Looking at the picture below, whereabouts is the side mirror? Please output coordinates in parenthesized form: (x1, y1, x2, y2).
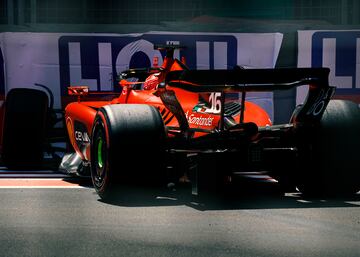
(119, 79, 129, 88)
(119, 79, 143, 89)
(67, 86, 89, 96)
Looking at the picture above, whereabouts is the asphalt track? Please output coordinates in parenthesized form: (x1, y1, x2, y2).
(0, 168, 359, 257)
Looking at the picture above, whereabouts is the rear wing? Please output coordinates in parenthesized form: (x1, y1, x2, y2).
(165, 68, 335, 123)
(166, 68, 329, 92)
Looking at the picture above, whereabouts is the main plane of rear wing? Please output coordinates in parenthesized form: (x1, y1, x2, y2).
(165, 68, 331, 92)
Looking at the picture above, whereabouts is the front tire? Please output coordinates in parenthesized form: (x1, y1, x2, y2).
(90, 104, 166, 200)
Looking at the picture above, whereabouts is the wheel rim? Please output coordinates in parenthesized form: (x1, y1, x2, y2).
(92, 126, 107, 189)
(97, 137, 104, 169)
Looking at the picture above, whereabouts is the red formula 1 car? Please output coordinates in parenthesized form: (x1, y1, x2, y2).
(1, 45, 360, 199)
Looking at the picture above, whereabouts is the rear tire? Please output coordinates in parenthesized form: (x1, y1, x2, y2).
(2, 88, 49, 169)
(297, 100, 360, 196)
(90, 104, 166, 200)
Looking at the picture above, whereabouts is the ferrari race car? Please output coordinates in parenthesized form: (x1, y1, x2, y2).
(1, 45, 360, 200)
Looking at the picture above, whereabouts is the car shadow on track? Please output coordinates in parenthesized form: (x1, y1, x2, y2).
(62, 177, 93, 187)
(96, 181, 360, 211)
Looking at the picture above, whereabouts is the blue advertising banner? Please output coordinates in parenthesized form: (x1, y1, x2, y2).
(58, 33, 238, 95)
(298, 30, 360, 104)
(1, 32, 282, 120)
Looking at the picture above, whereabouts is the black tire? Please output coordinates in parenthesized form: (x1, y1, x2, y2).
(2, 88, 49, 169)
(297, 100, 360, 196)
(90, 104, 166, 200)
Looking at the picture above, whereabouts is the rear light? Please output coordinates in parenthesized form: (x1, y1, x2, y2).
(181, 56, 186, 65)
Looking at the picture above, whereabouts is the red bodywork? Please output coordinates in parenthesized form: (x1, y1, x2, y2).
(65, 52, 271, 161)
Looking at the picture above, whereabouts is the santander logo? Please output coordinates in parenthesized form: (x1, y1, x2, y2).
(185, 111, 215, 127)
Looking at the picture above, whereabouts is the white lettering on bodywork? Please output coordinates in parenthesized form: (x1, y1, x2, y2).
(185, 111, 214, 127)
